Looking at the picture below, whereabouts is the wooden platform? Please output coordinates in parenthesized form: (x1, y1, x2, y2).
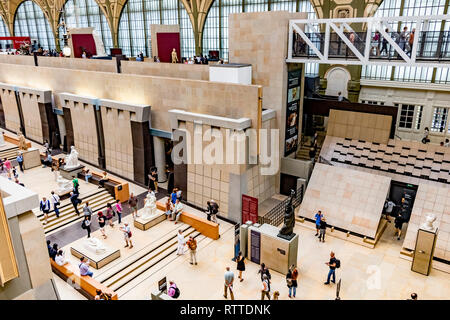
(134, 211, 167, 231)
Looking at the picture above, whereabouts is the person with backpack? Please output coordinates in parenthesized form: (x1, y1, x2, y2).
(40, 196, 51, 225)
(70, 191, 81, 215)
(168, 281, 180, 299)
(120, 222, 133, 249)
(319, 217, 327, 243)
(50, 191, 60, 218)
(258, 263, 271, 292)
(82, 216, 91, 238)
(186, 236, 197, 265)
(286, 264, 298, 298)
(314, 210, 323, 237)
(324, 251, 340, 285)
(261, 274, 270, 300)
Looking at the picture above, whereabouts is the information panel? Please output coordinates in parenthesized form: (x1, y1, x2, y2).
(285, 68, 302, 156)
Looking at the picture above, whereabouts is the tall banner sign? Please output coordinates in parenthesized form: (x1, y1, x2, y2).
(285, 68, 302, 156)
(242, 194, 258, 224)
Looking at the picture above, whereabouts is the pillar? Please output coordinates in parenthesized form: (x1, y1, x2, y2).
(153, 136, 167, 183)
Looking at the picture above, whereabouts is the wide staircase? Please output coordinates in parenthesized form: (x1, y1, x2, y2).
(0, 146, 19, 161)
(37, 189, 115, 236)
(96, 224, 204, 297)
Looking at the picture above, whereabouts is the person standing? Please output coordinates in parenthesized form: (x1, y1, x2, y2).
(210, 200, 219, 223)
(176, 229, 185, 255)
(314, 210, 323, 236)
(79, 257, 93, 277)
(105, 203, 114, 228)
(319, 217, 327, 242)
(261, 274, 271, 300)
(286, 265, 298, 298)
(83, 201, 93, 218)
(309, 147, 316, 164)
(40, 197, 51, 225)
(258, 263, 272, 292)
(337, 91, 344, 102)
(128, 193, 138, 219)
(82, 216, 91, 238)
(380, 28, 390, 56)
(224, 267, 235, 300)
(394, 212, 404, 240)
(4, 158, 11, 171)
(97, 211, 107, 239)
(399, 26, 408, 52)
(186, 236, 197, 265)
(50, 191, 60, 218)
(384, 199, 395, 222)
(120, 222, 133, 249)
(236, 251, 245, 282)
(114, 199, 123, 224)
(324, 251, 338, 285)
(406, 28, 415, 56)
(70, 191, 81, 215)
(422, 127, 430, 144)
(16, 152, 24, 172)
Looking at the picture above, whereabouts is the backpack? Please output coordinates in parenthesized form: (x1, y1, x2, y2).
(81, 221, 86, 229)
(172, 286, 180, 298)
(335, 259, 341, 269)
(188, 240, 197, 251)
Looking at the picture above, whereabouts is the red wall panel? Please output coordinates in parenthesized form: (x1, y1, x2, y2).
(156, 32, 180, 63)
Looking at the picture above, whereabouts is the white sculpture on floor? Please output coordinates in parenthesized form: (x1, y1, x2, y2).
(0, 131, 5, 147)
(421, 213, 437, 231)
(141, 191, 158, 221)
(84, 237, 107, 255)
(64, 146, 80, 169)
(56, 171, 73, 194)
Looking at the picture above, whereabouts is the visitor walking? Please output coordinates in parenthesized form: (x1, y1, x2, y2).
(176, 229, 186, 255)
(324, 251, 339, 285)
(97, 211, 107, 239)
(83, 201, 93, 218)
(50, 191, 60, 218)
(82, 216, 91, 238)
(70, 191, 81, 215)
(394, 212, 404, 240)
(286, 265, 298, 298)
(128, 192, 138, 219)
(314, 210, 323, 236)
(258, 263, 272, 291)
(40, 196, 51, 225)
(224, 267, 235, 300)
(261, 274, 271, 300)
(236, 251, 245, 282)
(120, 222, 133, 249)
(79, 257, 93, 277)
(105, 203, 114, 228)
(16, 152, 24, 172)
(114, 199, 123, 224)
(380, 28, 390, 56)
(72, 176, 79, 194)
(210, 200, 219, 223)
(186, 236, 197, 265)
(319, 217, 327, 242)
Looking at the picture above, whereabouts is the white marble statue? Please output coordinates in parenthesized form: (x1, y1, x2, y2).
(56, 171, 73, 194)
(421, 213, 437, 231)
(141, 191, 158, 221)
(84, 237, 107, 255)
(64, 146, 80, 169)
(0, 131, 5, 147)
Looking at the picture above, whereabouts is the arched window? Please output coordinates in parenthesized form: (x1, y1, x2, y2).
(118, 0, 195, 58)
(0, 17, 11, 50)
(59, 0, 113, 52)
(14, 0, 56, 50)
(202, 0, 316, 64)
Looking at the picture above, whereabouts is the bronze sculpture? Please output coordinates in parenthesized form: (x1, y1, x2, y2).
(278, 189, 296, 240)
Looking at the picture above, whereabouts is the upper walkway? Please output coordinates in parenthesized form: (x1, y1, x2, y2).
(287, 15, 450, 67)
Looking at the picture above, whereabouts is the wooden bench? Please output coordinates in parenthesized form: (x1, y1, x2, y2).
(50, 259, 118, 300)
(156, 201, 219, 240)
(79, 170, 130, 203)
(3, 133, 32, 149)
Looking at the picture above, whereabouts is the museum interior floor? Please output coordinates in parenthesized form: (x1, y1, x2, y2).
(6, 130, 449, 300)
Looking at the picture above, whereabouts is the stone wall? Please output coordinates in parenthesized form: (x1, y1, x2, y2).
(0, 85, 20, 133)
(121, 61, 209, 80)
(18, 92, 44, 143)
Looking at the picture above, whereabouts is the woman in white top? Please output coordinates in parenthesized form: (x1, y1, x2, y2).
(55, 250, 67, 266)
(176, 229, 185, 255)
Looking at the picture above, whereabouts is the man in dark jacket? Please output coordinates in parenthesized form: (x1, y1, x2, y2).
(70, 191, 81, 215)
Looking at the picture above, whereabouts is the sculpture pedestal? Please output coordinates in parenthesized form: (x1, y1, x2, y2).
(22, 148, 41, 169)
(248, 223, 298, 275)
(70, 238, 121, 269)
(60, 164, 84, 180)
(134, 211, 166, 231)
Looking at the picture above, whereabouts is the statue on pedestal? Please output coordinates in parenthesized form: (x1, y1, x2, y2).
(171, 48, 178, 63)
(55, 171, 73, 194)
(84, 237, 107, 255)
(18, 132, 28, 151)
(141, 191, 158, 221)
(278, 189, 296, 240)
(0, 131, 5, 147)
(64, 146, 80, 169)
(420, 213, 437, 231)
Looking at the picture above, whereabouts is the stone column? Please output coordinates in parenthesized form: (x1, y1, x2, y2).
(153, 136, 167, 183)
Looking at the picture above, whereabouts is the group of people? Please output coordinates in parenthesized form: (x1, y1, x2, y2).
(0, 156, 23, 185)
(384, 197, 411, 240)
